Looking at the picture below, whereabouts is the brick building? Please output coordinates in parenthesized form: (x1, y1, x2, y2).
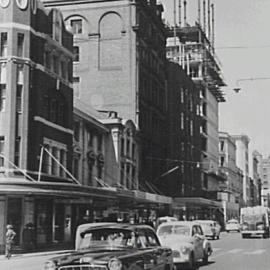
(42, 0, 169, 190)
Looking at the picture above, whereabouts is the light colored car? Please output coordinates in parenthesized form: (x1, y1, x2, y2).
(156, 221, 212, 270)
(156, 216, 178, 227)
(226, 219, 240, 232)
(195, 220, 221, 240)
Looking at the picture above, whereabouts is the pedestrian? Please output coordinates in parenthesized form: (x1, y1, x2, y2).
(5, 224, 16, 259)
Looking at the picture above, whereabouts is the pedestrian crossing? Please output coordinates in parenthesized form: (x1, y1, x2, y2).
(212, 247, 266, 257)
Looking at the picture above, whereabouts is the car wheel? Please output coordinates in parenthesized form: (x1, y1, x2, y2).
(203, 251, 209, 265)
(187, 253, 195, 270)
(217, 234, 220, 240)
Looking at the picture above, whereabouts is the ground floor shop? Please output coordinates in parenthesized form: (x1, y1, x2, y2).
(0, 179, 172, 253)
(172, 197, 224, 227)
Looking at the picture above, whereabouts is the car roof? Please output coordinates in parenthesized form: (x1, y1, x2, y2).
(157, 221, 197, 227)
(77, 222, 154, 234)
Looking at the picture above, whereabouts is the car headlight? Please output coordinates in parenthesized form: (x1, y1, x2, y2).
(180, 246, 189, 254)
(44, 261, 56, 270)
(108, 258, 122, 270)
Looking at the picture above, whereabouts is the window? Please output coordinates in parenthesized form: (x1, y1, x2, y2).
(51, 147, 58, 175)
(220, 156, 225, 167)
(60, 60, 67, 80)
(53, 10, 62, 43)
(74, 121, 80, 142)
(73, 46, 80, 62)
(14, 137, 21, 166)
(52, 55, 59, 74)
(17, 33, 24, 57)
(0, 33, 7, 57)
(220, 140, 225, 151)
(59, 149, 66, 177)
(0, 63, 6, 112)
(180, 88, 184, 103)
(70, 19, 82, 34)
(180, 113, 184, 130)
(73, 77, 80, 98)
(190, 120, 193, 136)
(0, 136, 4, 166)
(50, 99, 57, 122)
(44, 50, 51, 69)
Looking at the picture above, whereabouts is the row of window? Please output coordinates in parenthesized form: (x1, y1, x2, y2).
(42, 143, 67, 177)
(43, 96, 66, 125)
(0, 32, 24, 58)
(44, 49, 69, 81)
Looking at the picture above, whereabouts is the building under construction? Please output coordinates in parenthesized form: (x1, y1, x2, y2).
(167, 0, 227, 222)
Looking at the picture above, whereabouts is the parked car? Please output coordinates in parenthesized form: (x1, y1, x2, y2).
(195, 220, 221, 240)
(226, 219, 241, 232)
(44, 222, 174, 270)
(156, 221, 212, 270)
(156, 216, 178, 227)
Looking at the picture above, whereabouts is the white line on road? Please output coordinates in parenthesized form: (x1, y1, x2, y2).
(227, 248, 243, 254)
(243, 249, 266, 255)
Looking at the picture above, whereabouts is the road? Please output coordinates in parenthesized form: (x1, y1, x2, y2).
(200, 231, 270, 270)
(1, 232, 270, 270)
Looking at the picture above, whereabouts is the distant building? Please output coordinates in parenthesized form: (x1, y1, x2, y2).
(232, 135, 250, 206)
(219, 132, 243, 216)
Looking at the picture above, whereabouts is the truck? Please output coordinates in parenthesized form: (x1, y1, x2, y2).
(240, 206, 270, 238)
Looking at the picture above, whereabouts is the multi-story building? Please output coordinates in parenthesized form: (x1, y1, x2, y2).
(250, 150, 261, 206)
(232, 134, 250, 206)
(166, 62, 201, 199)
(42, 0, 169, 190)
(166, 22, 225, 221)
(218, 132, 243, 218)
(0, 0, 77, 251)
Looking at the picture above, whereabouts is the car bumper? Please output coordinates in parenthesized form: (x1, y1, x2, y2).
(242, 230, 265, 235)
(172, 251, 190, 263)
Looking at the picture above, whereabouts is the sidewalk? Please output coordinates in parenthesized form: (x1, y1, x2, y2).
(0, 249, 72, 261)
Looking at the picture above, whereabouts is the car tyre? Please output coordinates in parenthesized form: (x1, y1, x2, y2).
(187, 252, 195, 270)
(216, 234, 220, 240)
(203, 251, 209, 265)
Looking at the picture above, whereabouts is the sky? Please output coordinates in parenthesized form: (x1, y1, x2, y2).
(160, 0, 270, 157)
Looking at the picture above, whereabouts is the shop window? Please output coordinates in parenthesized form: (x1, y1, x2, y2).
(70, 19, 82, 34)
(17, 33, 24, 57)
(0, 32, 7, 57)
(7, 198, 22, 245)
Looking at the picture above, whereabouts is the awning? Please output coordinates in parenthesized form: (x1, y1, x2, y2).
(133, 190, 172, 205)
(173, 197, 222, 209)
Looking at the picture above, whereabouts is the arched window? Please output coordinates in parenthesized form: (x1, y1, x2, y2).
(99, 12, 123, 69)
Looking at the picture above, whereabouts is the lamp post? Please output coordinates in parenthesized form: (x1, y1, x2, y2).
(233, 77, 270, 93)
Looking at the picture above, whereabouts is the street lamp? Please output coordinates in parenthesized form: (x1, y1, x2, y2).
(233, 77, 270, 93)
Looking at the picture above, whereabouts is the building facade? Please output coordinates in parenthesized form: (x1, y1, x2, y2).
(0, 0, 78, 251)
(42, 0, 169, 190)
(218, 132, 243, 218)
(232, 135, 250, 206)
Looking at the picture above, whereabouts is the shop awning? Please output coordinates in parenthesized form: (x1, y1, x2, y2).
(133, 190, 172, 205)
(173, 197, 222, 209)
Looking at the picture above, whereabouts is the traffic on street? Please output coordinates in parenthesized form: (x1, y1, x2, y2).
(1, 231, 270, 270)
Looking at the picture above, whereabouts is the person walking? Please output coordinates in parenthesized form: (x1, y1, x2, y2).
(5, 224, 16, 259)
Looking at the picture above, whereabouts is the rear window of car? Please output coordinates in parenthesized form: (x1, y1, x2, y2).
(158, 225, 190, 236)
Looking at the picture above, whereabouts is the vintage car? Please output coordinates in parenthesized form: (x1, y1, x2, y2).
(195, 220, 221, 240)
(225, 219, 241, 233)
(44, 222, 173, 270)
(156, 221, 212, 270)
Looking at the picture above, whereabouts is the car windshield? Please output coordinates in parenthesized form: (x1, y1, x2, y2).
(158, 225, 190, 236)
(78, 228, 135, 250)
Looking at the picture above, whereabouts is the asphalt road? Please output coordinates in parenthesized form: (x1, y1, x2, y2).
(200, 231, 270, 270)
(1, 232, 270, 270)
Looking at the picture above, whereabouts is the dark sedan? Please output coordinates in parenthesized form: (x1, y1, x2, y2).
(44, 222, 173, 270)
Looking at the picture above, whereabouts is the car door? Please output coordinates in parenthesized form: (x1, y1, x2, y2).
(191, 225, 200, 260)
(195, 225, 205, 259)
